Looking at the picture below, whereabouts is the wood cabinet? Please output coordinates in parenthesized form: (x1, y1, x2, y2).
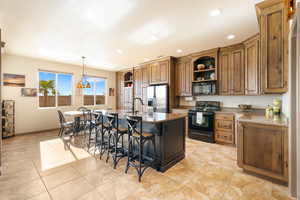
(219, 51, 231, 95)
(237, 122, 288, 183)
(256, 0, 289, 93)
(219, 44, 245, 95)
(215, 113, 235, 145)
(116, 71, 124, 110)
(141, 65, 149, 86)
(134, 67, 142, 98)
(150, 60, 170, 84)
(117, 57, 175, 112)
(244, 34, 260, 95)
(175, 57, 192, 96)
(116, 70, 133, 110)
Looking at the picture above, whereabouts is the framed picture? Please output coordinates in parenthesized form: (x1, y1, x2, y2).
(3, 73, 25, 87)
(21, 88, 37, 97)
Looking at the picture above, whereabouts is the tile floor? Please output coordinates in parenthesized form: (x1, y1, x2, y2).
(0, 130, 294, 200)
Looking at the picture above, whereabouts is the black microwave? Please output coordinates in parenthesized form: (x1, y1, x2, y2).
(192, 82, 216, 96)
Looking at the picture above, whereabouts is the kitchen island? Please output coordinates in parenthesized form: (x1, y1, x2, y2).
(97, 110, 187, 172)
(65, 110, 187, 172)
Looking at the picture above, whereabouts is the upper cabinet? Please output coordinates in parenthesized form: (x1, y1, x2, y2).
(219, 44, 245, 95)
(256, 0, 289, 94)
(149, 59, 170, 84)
(244, 34, 260, 95)
(141, 64, 149, 86)
(134, 67, 142, 98)
(175, 56, 192, 96)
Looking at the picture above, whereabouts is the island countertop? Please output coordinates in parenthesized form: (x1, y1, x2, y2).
(95, 110, 187, 123)
(64, 110, 187, 123)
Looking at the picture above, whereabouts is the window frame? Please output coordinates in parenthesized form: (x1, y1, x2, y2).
(38, 70, 74, 108)
(82, 75, 107, 106)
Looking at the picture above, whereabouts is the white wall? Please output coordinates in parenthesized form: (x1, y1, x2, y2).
(2, 54, 116, 134)
(180, 95, 282, 109)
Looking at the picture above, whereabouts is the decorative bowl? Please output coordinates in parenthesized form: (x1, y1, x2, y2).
(238, 104, 252, 111)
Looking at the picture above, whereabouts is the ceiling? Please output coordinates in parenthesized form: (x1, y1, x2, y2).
(0, 0, 262, 71)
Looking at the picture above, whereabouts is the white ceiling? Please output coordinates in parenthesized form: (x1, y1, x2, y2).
(0, 0, 262, 71)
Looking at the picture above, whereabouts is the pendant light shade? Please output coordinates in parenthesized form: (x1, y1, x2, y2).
(77, 56, 91, 89)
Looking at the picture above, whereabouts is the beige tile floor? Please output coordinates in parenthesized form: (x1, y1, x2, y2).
(0, 130, 295, 200)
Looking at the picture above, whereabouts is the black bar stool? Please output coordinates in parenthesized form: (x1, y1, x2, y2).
(86, 111, 103, 150)
(57, 110, 74, 137)
(125, 115, 157, 182)
(93, 111, 109, 157)
(105, 113, 128, 169)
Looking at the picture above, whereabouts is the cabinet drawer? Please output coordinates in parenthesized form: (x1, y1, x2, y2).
(215, 131, 234, 144)
(215, 113, 234, 121)
(215, 119, 234, 132)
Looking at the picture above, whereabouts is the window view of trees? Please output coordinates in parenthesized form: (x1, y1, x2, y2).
(39, 71, 73, 107)
(84, 76, 106, 106)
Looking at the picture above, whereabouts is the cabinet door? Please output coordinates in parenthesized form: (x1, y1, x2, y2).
(175, 61, 184, 96)
(159, 60, 169, 83)
(219, 51, 231, 95)
(238, 123, 288, 182)
(134, 68, 142, 98)
(231, 48, 245, 95)
(215, 119, 234, 132)
(150, 62, 159, 84)
(142, 86, 148, 112)
(245, 36, 260, 95)
(116, 72, 124, 110)
(184, 60, 192, 96)
(141, 65, 149, 86)
(259, 1, 288, 93)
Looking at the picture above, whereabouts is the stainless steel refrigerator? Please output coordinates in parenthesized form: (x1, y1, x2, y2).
(147, 84, 169, 113)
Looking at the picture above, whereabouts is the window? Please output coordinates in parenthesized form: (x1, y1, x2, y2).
(39, 71, 73, 107)
(83, 76, 106, 106)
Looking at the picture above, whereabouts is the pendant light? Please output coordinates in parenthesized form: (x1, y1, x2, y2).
(77, 56, 91, 89)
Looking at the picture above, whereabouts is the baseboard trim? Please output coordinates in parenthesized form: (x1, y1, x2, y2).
(16, 128, 59, 136)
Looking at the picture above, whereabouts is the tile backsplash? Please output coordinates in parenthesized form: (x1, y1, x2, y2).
(180, 95, 282, 109)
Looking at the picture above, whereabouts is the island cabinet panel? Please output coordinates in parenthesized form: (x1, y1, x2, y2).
(219, 44, 245, 95)
(256, 0, 288, 93)
(175, 57, 192, 96)
(237, 122, 288, 183)
(219, 51, 232, 95)
(244, 34, 260, 95)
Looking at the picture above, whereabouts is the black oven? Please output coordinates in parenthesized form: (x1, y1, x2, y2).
(188, 110, 215, 143)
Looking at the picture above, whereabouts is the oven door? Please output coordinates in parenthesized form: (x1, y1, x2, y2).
(188, 111, 214, 132)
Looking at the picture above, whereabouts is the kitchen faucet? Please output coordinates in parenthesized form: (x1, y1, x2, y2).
(132, 97, 144, 114)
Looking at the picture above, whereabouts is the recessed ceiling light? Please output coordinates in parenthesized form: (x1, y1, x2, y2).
(116, 49, 123, 54)
(177, 49, 183, 53)
(210, 9, 222, 17)
(227, 34, 235, 40)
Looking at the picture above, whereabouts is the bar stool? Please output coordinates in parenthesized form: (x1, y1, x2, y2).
(93, 111, 108, 157)
(57, 110, 74, 137)
(125, 115, 157, 182)
(105, 113, 128, 169)
(86, 111, 103, 150)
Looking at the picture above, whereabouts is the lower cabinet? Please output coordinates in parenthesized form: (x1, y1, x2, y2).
(237, 122, 288, 183)
(214, 113, 235, 145)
